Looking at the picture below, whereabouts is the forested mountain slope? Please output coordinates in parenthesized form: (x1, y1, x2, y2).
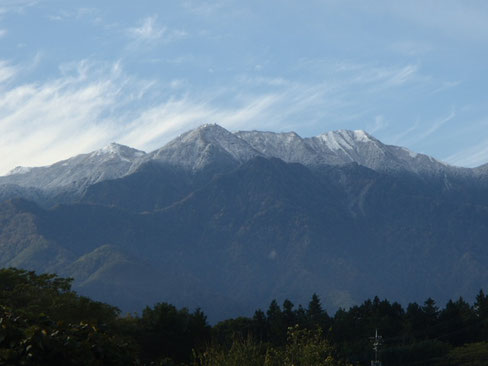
(1, 125, 488, 321)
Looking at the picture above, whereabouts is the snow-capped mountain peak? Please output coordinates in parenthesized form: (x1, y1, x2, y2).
(317, 129, 378, 150)
(235, 126, 458, 174)
(90, 143, 145, 162)
(0, 143, 146, 191)
(145, 123, 262, 171)
(0, 124, 471, 201)
(6, 166, 33, 176)
(235, 129, 317, 164)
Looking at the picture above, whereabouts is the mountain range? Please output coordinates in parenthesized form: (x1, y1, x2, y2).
(1, 124, 487, 322)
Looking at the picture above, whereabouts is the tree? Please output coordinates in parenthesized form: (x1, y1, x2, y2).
(137, 302, 210, 364)
(474, 289, 488, 340)
(252, 309, 268, 342)
(307, 293, 331, 331)
(0, 268, 137, 365)
(438, 297, 476, 346)
(0, 267, 119, 325)
(422, 297, 440, 339)
(282, 299, 296, 328)
(266, 325, 340, 366)
(266, 299, 286, 345)
(194, 325, 348, 366)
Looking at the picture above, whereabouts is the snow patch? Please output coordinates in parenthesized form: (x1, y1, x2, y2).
(402, 147, 418, 158)
(353, 130, 371, 143)
(6, 166, 32, 176)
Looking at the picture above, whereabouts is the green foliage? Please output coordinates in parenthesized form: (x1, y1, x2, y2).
(0, 268, 137, 365)
(264, 325, 341, 366)
(194, 325, 346, 366)
(135, 302, 211, 364)
(381, 339, 450, 365)
(194, 337, 267, 366)
(0, 267, 119, 325)
(441, 341, 488, 366)
(0, 306, 136, 365)
(212, 317, 256, 347)
(438, 297, 476, 346)
(474, 290, 488, 339)
(1, 267, 488, 365)
(307, 293, 331, 331)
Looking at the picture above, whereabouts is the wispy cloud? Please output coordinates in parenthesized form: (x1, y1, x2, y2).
(387, 121, 420, 146)
(369, 115, 389, 133)
(391, 40, 432, 56)
(347, 63, 421, 93)
(128, 16, 163, 41)
(429, 80, 461, 95)
(118, 85, 329, 152)
(387, 110, 456, 149)
(0, 0, 38, 14)
(0, 58, 328, 174)
(0, 59, 17, 83)
(47, 7, 101, 23)
(127, 15, 187, 44)
(0, 48, 478, 175)
(0, 60, 139, 174)
(445, 135, 488, 168)
(299, 59, 421, 90)
(385, 64, 418, 86)
(0, 29, 6, 38)
(417, 110, 456, 141)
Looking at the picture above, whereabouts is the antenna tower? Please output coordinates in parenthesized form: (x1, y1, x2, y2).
(369, 329, 383, 366)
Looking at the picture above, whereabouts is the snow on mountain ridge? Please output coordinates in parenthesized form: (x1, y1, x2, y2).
(6, 166, 33, 176)
(317, 129, 379, 152)
(234, 130, 316, 164)
(0, 143, 146, 191)
(1, 124, 469, 196)
(91, 142, 146, 163)
(140, 123, 262, 171)
(235, 127, 458, 174)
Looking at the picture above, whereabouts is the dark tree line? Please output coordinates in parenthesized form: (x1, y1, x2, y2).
(212, 293, 488, 365)
(1, 267, 487, 365)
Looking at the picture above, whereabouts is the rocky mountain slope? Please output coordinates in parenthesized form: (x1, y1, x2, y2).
(1, 124, 487, 321)
(2, 124, 475, 208)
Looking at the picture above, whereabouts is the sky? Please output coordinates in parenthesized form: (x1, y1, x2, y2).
(1, 0, 488, 175)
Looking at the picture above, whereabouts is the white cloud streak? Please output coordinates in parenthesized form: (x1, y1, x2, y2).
(127, 15, 187, 44)
(0, 53, 479, 175)
(0, 59, 331, 175)
(298, 59, 421, 91)
(0, 60, 142, 175)
(128, 16, 164, 41)
(391, 40, 432, 56)
(369, 115, 388, 133)
(417, 110, 456, 141)
(0, 59, 17, 83)
(0, 0, 38, 14)
(445, 135, 488, 168)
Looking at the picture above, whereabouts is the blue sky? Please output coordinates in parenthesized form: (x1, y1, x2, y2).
(1, 0, 488, 174)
